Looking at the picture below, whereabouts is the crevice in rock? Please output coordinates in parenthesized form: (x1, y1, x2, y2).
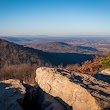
(20, 83, 72, 110)
(21, 84, 39, 110)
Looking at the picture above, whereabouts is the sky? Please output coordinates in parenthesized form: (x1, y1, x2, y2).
(0, 0, 110, 36)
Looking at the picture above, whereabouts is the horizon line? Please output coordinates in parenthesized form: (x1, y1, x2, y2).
(0, 34, 110, 37)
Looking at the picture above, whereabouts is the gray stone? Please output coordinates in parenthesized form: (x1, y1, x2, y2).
(0, 79, 26, 110)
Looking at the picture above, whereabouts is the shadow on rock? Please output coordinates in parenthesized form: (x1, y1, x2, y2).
(0, 79, 25, 110)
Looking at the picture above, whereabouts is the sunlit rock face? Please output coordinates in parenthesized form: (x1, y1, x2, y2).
(35, 67, 101, 110)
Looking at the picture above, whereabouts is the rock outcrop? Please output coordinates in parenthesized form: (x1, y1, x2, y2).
(35, 67, 102, 110)
(94, 69, 110, 83)
(0, 79, 71, 110)
(1, 67, 110, 110)
(0, 79, 26, 110)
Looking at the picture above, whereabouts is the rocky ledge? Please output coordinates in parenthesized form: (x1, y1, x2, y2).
(35, 67, 110, 110)
(0, 67, 110, 110)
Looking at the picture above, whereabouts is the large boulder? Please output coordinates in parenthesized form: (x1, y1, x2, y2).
(0, 79, 26, 110)
(35, 67, 101, 110)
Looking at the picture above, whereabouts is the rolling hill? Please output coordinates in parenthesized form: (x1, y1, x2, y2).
(0, 39, 55, 67)
(0, 39, 94, 67)
(21, 41, 98, 53)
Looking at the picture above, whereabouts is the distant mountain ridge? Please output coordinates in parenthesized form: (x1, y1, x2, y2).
(0, 39, 94, 67)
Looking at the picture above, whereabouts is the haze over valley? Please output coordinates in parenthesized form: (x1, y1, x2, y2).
(1, 35, 110, 54)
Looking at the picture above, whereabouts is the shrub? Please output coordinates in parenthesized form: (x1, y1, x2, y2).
(65, 56, 101, 76)
(65, 64, 80, 71)
(77, 56, 101, 75)
(100, 52, 110, 68)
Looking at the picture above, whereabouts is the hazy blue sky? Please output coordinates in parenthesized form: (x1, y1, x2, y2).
(0, 0, 110, 36)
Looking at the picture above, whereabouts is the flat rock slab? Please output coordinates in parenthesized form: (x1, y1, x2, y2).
(0, 79, 26, 110)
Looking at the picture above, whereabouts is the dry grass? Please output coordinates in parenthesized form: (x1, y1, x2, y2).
(65, 64, 80, 71)
(0, 64, 40, 84)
